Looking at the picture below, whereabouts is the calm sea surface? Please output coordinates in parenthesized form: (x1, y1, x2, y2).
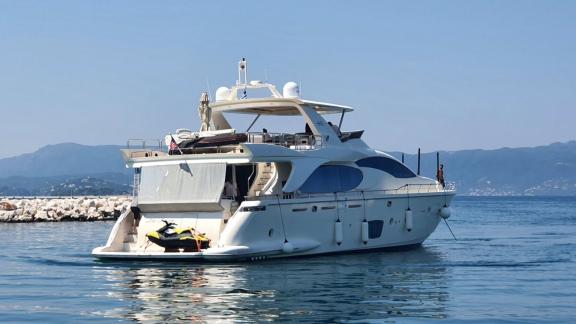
(0, 196, 575, 323)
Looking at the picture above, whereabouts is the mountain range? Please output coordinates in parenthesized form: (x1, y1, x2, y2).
(1, 141, 575, 196)
(389, 140, 576, 196)
(0, 143, 131, 196)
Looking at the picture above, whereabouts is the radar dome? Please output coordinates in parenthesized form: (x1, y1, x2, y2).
(283, 81, 300, 99)
(215, 87, 231, 101)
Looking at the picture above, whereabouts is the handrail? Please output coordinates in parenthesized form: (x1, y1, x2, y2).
(247, 163, 256, 195)
(126, 132, 324, 155)
(246, 132, 324, 151)
(246, 183, 456, 201)
(127, 139, 164, 150)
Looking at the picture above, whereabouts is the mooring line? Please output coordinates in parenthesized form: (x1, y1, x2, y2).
(276, 195, 288, 243)
(444, 218, 457, 241)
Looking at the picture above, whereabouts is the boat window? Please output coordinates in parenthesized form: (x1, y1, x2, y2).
(299, 165, 363, 193)
(138, 163, 226, 210)
(356, 157, 416, 178)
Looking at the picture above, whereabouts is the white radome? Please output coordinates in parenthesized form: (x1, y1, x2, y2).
(215, 86, 231, 101)
(282, 81, 300, 98)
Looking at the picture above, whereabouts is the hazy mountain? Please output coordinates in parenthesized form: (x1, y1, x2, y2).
(0, 143, 128, 177)
(390, 141, 576, 196)
(1, 141, 575, 196)
(0, 143, 131, 196)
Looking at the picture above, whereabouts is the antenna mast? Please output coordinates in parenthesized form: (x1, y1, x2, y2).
(237, 58, 248, 98)
(237, 58, 248, 85)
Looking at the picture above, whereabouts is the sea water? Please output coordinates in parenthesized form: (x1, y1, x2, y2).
(0, 196, 574, 323)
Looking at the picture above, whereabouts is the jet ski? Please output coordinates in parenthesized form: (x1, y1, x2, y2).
(146, 220, 210, 252)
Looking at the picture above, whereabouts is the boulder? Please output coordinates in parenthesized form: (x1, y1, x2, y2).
(47, 210, 58, 220)
(0, 201, 17, 211)
(87, 207, 100, 220)
(95, 200, 105, 209)
(0, 211, 13, 222)
(33, 211, 49, 222)
(70, 211, 80, 220)
(14, 213, 32, 222)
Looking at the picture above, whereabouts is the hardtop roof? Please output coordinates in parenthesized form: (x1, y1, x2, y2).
(210, 98, 354, 116)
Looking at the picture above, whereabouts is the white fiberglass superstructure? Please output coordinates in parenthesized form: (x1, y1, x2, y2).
(93, 60, 455, 261)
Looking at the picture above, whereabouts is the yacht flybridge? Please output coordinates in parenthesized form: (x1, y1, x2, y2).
(92, 59, 455, 261)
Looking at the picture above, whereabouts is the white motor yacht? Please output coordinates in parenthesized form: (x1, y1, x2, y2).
(92, 60, 455, 261)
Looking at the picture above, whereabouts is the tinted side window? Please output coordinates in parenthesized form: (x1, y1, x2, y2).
(356, 157, 416, 178)
(299, 165, 363, 193)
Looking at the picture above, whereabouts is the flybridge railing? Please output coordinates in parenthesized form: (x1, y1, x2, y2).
(126, 134, 324, 152)
(126, 139, 164, 150)
(246, 183, 456, 201)
(246, 132, 325, 151)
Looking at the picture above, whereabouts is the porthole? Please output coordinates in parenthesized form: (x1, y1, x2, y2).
(268, 228, 274, 237)
(389, 217, 394, 225)
(387, 201, 392, 207)
(312, 206, 318, 212)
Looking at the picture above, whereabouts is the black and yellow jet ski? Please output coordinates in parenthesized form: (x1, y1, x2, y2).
(146, 220, 210, 252)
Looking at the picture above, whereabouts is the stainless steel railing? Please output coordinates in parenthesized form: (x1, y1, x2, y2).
(126, 133, 323, 153)
(126, 139, 164, 150)
(245, 183, 456, 201)
(246, 132, 324, 150)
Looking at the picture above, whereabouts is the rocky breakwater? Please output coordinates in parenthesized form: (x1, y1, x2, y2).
(0, 196, 132, 222)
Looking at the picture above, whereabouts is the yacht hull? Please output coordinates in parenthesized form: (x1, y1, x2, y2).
(92, 192, 453, 261)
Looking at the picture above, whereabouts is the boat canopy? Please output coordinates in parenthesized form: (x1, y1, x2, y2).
(211, 98, 353, 116)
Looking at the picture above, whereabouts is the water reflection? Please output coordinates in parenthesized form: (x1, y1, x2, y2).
(93, 247, 449, 322)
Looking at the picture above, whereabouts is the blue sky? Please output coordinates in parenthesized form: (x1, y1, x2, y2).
(0, 1, 574, 158)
